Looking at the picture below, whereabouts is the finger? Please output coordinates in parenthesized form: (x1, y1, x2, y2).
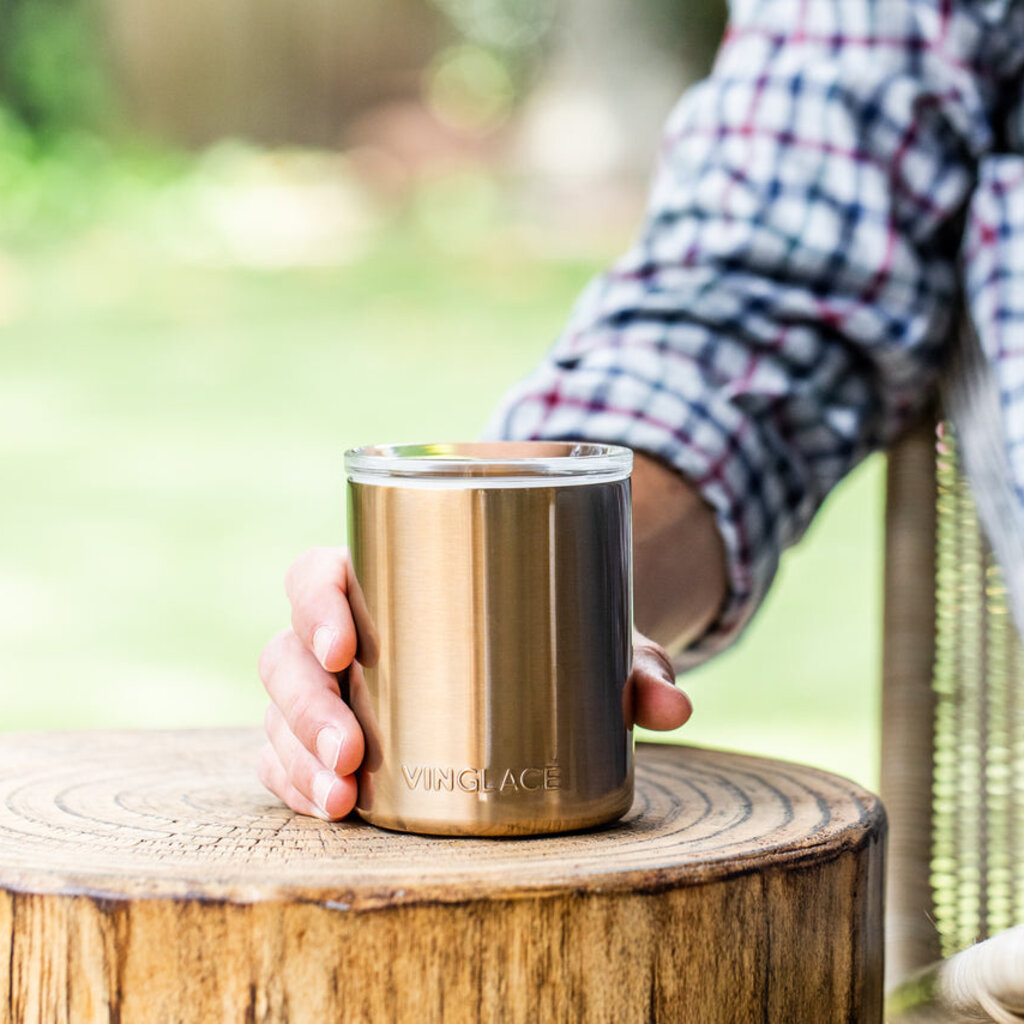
(285, 546, 358, 672)
(631, 637, 692, 731)
(258, 741, 320, 816)
(261, 712, 359, 820)
(263, 706, 359, 819)
(259, 629, 365, 775)
(257, 741, 335, 820)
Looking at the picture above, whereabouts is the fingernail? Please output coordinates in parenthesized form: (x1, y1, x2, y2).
(316, 726, 343, 771)
(313, 769, 337, 817)
(313, 625, 337, 669)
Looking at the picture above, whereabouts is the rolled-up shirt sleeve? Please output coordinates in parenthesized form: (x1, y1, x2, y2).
(487, 0, 999, 663)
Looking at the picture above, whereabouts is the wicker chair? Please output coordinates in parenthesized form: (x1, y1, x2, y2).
(882, 421, 1024, 1021)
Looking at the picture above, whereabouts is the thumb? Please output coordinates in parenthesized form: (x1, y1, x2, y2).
(627, 630, 692, 731)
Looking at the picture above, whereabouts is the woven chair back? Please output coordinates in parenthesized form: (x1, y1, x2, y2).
(882, 421, 1024, 986)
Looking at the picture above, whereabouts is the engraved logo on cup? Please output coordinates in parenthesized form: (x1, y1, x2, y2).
(401, 764, 562, 793)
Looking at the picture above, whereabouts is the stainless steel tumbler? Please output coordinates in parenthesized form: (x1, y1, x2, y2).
(343, 441, 634, 836)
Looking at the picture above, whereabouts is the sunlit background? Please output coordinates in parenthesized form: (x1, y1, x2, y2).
(0, 0, 883, 788)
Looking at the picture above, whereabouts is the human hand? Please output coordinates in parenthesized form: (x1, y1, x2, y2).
(257, 547, 366, 820)
(258, 547, 692, 821)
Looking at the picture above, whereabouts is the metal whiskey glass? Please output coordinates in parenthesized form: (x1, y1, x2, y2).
(343, 441, 634, 836)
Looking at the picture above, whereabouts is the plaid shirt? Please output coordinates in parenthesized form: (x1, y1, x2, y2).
(488, 0, 1024, 664)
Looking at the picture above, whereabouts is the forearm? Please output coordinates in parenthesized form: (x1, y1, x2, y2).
(632, 453, 727, 658)
(490, 2, 986, 664)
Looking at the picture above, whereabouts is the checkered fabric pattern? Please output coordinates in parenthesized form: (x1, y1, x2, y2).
(487, 0, 1024, 665)
(963, 156, 1024, 503)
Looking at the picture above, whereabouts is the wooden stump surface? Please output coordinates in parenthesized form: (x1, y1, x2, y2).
(0, 729, 886, 1023)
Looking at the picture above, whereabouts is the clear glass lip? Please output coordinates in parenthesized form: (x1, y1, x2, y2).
(344, 441, 633, 485)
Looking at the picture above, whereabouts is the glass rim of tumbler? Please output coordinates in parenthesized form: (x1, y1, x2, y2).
(344, 441, 633, 487)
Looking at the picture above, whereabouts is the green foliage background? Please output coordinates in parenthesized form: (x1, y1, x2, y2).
(0, 0, 110, 136)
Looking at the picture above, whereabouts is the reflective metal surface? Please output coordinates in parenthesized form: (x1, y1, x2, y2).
(345, 442, 633, 836)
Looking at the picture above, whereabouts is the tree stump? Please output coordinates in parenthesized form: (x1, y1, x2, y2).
(0, 729, 885, 1023)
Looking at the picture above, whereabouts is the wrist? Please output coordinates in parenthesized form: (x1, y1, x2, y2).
(631, 453, 728, 657)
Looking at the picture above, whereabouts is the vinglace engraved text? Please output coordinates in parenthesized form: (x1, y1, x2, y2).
(400, 764, 562, 793)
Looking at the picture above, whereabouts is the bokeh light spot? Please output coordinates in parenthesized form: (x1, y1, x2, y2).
(425, 45, 515, 136)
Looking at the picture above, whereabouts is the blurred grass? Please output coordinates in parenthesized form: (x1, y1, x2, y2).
(651, 454, 883, 789)
(0, 157, 883, 791)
